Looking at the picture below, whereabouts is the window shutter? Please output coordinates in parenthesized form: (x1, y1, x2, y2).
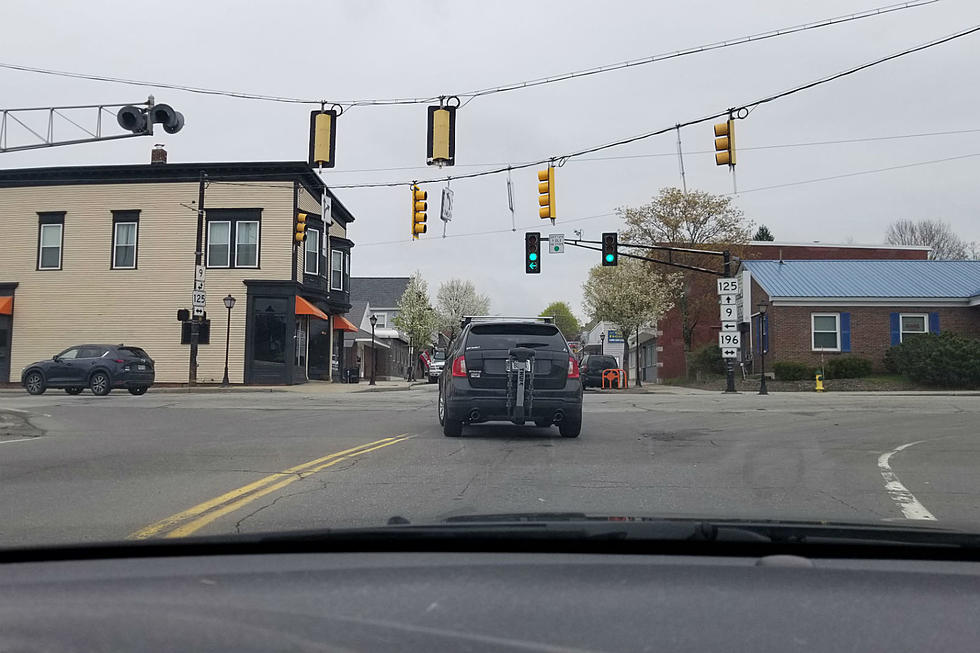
(889, 313, 900, 346)
(840, 312, 851, 352)
(928, 312, 940, 334)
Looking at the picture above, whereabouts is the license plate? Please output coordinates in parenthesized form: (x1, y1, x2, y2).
(137, 364, 146, 370)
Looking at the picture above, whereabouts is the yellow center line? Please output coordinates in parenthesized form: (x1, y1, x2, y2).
(129, 435, 410, 540)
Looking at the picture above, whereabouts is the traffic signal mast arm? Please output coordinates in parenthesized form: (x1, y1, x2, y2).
(564, 239, 730, 276)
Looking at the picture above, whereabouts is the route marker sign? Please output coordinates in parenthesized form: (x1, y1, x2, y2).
(717, 278, 739, 294)
(192, 290, 206, 307)
(719, 332, 741, 348)
(720, 304, 737, 321)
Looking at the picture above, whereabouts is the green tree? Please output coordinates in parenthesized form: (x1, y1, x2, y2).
(539, 301, 581, 341)
(435, 278, 490, 345)
(753, 224, 774, 241)
(392, 271, 437, 378)
(619, 187, 753, 378)
(582, 260, 681, 384)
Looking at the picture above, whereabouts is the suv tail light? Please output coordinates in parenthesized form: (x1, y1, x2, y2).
(451, 355, 467, 377)
(568, 356, 580, 379)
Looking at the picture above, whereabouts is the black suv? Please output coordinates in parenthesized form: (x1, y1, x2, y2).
(580, 354, 622, 388)
(438, 319, 583, 438)
(21, 344, 155, 396)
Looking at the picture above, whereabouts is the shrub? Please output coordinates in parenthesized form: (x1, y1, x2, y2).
(690, 344, 726, 376)
(773, 361, 815, 381)
(826, 356, 873, 379)
(887, 333, 980, 388)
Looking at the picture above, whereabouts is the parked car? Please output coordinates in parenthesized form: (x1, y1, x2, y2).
(438, 318, 583, 438)
(580, 354, 621, 388)
(21, 344, 155, 396)
(427, 349, 447, 383)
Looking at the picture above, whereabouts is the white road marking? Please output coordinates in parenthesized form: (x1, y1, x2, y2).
(0, 438, 37, 445)
(878, 440, 936, 521)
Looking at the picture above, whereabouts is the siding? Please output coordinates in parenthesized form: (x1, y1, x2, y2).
(1, 181, 295, 383)
(298, 186, 321, 215)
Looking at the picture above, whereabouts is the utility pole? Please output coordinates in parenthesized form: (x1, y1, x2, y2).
(189, 171, 206, 385)
(723, 250, 736, 393)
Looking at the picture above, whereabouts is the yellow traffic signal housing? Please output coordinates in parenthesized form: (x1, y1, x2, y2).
(295, 211, 308, 244)
(537, 166, 556, 220)
(309, 110, 337, 168)
(426, 105, 456, 166)
(411, 185, 428, 239)
(714, 119, 735, 166)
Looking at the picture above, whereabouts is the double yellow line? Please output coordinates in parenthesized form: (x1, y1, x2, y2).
(130, 434, 413, 540)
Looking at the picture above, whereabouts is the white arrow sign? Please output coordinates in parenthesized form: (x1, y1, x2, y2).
(720, 347, 739, 359)
(721, 321, 738, 332)
(720, 294, 737, 305)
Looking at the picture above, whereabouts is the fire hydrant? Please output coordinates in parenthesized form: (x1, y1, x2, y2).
(815, 373, 825, 392)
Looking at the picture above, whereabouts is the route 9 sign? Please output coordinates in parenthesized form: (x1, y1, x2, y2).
(720, 304, 737, 321)
(719, 332, 741, 348)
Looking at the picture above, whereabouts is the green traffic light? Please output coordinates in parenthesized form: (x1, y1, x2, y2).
(605, 254, 614, 262)
(529, 253, 538, 261)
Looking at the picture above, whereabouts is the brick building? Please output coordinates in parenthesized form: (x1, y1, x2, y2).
(656, 242, 930, 379)
(742, 260, 980, 371)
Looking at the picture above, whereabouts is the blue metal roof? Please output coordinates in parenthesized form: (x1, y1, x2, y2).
(743, 260, 980, 298)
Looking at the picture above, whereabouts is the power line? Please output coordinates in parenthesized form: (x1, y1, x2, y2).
(0, 1, 935, 108)
(321, 23, 980, 189)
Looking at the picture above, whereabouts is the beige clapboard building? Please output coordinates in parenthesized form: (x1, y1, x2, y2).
(0, 153, 358, 386)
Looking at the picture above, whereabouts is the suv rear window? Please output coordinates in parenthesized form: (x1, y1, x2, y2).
(466, 324, 567, 351)
(587, 356, 618, 370)
(119, 347, 150, 359)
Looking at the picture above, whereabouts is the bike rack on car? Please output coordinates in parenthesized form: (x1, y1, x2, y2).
(505, 347, 536, 424)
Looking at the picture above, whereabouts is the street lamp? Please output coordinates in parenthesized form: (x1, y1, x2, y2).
(599, 331, 605, 355)
(758, 302, 769, 396)
(221, 294, 236, 386)
(369, 314, 378, 386)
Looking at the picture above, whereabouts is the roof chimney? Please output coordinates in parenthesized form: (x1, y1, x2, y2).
(151, 144, 167, 165)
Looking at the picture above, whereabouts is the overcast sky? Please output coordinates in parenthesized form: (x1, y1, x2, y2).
(4, 0, 979, 318)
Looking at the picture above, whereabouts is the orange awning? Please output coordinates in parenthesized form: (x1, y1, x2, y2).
(0, 296, 11, 315)
(333, 314, 358, 332)
(295, 296, 329, 321)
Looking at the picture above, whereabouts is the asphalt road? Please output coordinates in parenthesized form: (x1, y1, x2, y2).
(2, 385, 979, 547)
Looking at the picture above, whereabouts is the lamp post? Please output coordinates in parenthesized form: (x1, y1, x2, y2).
(221, 294, 236, 386)
(600, 331, 605, 355)
(758, 302, 769, 395)
(369, 314, 377, 386)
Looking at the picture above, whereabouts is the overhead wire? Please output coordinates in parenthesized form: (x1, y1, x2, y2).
(0, 1, 936, 108)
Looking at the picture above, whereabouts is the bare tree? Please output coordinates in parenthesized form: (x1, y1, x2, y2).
(885, 219, 968, 260)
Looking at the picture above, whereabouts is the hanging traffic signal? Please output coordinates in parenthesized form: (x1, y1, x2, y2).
(309, 109, 338, 168)
(537, 165, 556, 220)
(295, 212, 308, 244)
(602, 232, 618, 266)
(525, 232, 541, 274)
(714, 118, 735, 166)
(411, 185, 428, 239)
(426, 105, 456, 166)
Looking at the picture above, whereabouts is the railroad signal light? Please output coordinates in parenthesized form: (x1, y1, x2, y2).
(426, 105, 457, 167)
(309, 109, 338, 168)
(602, 232, 618, 266)
(714, 118, 735, 166)
(525, 232, 541, 274)
(411, 185, 428, 239)
(537, 165, 556, 220)
(295, 212, 308, 244)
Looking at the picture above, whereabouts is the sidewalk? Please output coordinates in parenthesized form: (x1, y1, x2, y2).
(0, 379, 432, 395)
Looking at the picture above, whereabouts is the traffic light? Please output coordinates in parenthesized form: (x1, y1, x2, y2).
(714, 118, 735, 166)
(602, 232, 618, 266)
(525, 232, 541, 274)
(426, 105, 456, 166)
(411, 185, 428, 239)
(309, 109, 338, 168)
(537, 165, 556, 220)
(295, 211, 308, 244)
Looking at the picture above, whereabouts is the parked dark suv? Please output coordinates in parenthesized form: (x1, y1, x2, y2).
(438, 318, 583, 438)
(580, 354, 622, 389)
(21, 344, 155, 396)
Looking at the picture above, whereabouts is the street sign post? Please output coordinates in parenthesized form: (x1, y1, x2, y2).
(721, 321, 738, 332)
(195, 265, 206, 283)
(194, 280, 204, 291)
(717, 278, 739, 294)
(720, 304, 737, 321)
(192, 306, 205, 317)
(719, 332, 741, 348)
(720, 347, 739, 359)
(192, 290, 206, 307)
(548, 233, 564, 254)
(719, 294, 737, 305)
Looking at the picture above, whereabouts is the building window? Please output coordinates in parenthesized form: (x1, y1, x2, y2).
(373, 312, 387, 328)
(900, 313, 928, 342)
(37, 212, 65, 270)
(207, 221, 231, 268)
(112, 221, 138, 269)
(811, 313, 840, 351)
(331, 249, 344, 290)
(235, 220, 259, 268)
(305, 228, 320, 275)
(344, 247, 350, 290)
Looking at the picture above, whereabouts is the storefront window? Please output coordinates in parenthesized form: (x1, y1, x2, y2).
(253, 299, 287, 364)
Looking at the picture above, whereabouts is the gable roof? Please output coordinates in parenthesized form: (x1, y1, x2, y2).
(744, 260, 980, 300)
(349, 277, 410, 308)
(346, 301, 369, 328)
